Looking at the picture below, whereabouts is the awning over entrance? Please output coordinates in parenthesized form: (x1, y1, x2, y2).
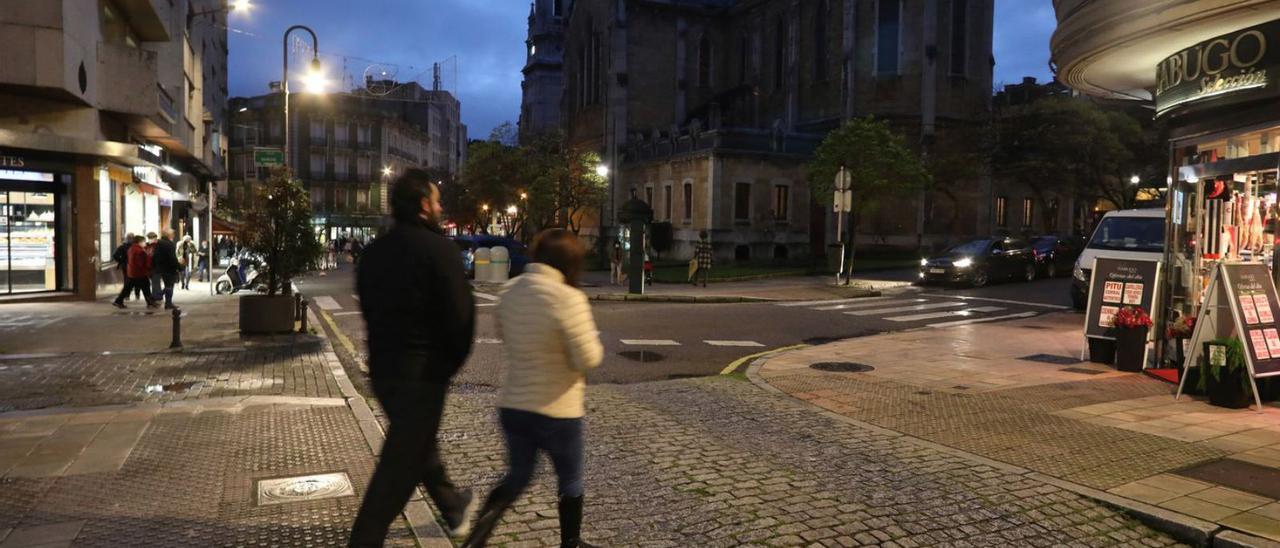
(212, 216, 240, 235)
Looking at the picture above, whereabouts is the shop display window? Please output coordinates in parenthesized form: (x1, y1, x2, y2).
(0, 191, 58, 293)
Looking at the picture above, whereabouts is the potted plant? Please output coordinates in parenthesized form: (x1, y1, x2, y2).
(1112, 306, 1153, 372)
(236, 168, 322, 334)
(1196, 338, 1252, 409)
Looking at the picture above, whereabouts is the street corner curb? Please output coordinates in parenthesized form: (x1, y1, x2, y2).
(1025, 472, 1219, 547)
(743, 346, 1228, 548)
(1216, 530, 1280, 548)
(306, 306, 452, 545)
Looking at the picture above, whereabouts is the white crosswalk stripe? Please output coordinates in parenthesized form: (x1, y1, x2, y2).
(844, 301, 967, 316)
(474, 291, 500, 301)
(704, 340, 766, 347)
(928, 311, 1039, 328)
(776, 296, 892, 307)
(620, 339, 681, 346)
(886, 306, 1005, 323)
(476, 338, 503, 344)
(313, 296, 342, 310)
(812, 298, 924, 311)
(331, 311, 361, 317)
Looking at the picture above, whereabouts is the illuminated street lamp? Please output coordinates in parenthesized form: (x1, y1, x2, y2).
(382, 166, 393, 177)
(506, 205, 518, 215)
(595, 164, 609, 178)
(520, 192, 528, 200)
(282, 25, 323, 168)
(1130, 175, 1141, 185)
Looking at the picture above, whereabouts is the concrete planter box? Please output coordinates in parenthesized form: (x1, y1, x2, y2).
(239, 294, 295, 335)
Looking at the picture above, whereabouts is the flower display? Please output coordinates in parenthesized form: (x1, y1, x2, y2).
(1113, 306, 1153, 329)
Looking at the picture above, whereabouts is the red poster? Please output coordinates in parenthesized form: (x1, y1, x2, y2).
(1266, 329, 1280, 357)
(1102, 282, 1123, 304)
(1250, 330, 1272, 360)
(1123, 283, 1144, 305)
(1099, 306, 1118, 328)
(1255, 294, 1275, 324)
(1241, 296, 1261, 325)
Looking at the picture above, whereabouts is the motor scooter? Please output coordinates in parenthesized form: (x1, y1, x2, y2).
(215, 252, 262, 294)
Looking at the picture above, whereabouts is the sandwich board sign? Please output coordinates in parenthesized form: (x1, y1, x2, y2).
(1083, 257, 1161, 365)
(1178, 262, 1280, 411)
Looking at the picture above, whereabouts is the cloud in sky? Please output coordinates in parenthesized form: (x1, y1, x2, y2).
(229, 0, 1058, 138)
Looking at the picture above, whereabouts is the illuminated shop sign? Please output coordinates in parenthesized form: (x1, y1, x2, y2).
(1156, 19, 1280, 116)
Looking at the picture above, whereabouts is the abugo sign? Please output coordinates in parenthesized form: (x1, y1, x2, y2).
(1155, 18, 1280, 116)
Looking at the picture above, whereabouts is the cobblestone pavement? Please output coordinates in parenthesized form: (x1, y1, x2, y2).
(763, 369, 1229, 491)
(0, 402, 414, 547)
(418, 377, 1183, 547)
(0, 344, 340, 412)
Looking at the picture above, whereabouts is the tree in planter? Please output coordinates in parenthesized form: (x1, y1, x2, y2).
(808, 117, 932, 265)
(238, 168, 323, 296)
(1196, 337, 1254, 408)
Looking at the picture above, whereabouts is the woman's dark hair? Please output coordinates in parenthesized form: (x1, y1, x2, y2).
(390, 168, 439, 224)
(531, 229, 586, 286)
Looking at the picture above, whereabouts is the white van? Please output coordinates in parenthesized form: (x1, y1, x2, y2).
(1070, 208, 1165, 310)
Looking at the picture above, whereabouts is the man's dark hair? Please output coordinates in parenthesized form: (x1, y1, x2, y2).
(390, 168, 439, 224)
(531, 229, 586, 287)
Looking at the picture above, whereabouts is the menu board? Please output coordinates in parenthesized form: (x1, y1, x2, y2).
(1222, 263, 1280, 377)
(1085, 258, 1161, 341)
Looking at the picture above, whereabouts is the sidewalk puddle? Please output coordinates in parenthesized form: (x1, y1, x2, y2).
(144, 381, 201, 394)
(1178, 459, 1280, 499)
(619, 350, 665, 363)
(810, 362, 875, 373)
(1060, 367, 1108, 375)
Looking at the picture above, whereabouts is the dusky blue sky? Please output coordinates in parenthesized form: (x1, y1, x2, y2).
(228, 0, 1056, 140)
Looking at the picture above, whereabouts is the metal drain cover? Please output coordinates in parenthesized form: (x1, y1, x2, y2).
(1061, 367, 1107, 375)
(809, 362, 875, 373)
(256, 472, 355, 506)
(618, 351, 665, 363)
(1021, 354, 1083, 365)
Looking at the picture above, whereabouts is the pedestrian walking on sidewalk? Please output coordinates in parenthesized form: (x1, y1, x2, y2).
(145, 232, 161, 298)
(153, 230, 181, 309)
(462, 229, 604, 548)
(113, 235, 157, 308)
(196, 240, 210, 282)
(609, 240, 625, 286)
(177, 235, 198, 290)
(112, 233, 133, 278)
(349, 169, 478, 547)
(692, 231, 713, 287)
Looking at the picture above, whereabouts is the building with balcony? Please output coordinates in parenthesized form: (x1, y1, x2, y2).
(0, 0, 227, 301)
(227, 79, 462, 241)
(557, 0, 995, 261)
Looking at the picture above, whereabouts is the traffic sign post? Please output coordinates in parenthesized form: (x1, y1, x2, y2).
(834, 167, 852, 285)
(254, 147, 285, 168)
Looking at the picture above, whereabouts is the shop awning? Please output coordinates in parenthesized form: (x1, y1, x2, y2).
(212, 216, 240, 235)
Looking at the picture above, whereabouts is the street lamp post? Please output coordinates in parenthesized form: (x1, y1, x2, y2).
(282, 25, 323, 168)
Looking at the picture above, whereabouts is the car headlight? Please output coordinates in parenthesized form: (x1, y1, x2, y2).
(920, 258, 929, 267)
(953, 258, 973, 269)
(1073, 266, 1086, 281)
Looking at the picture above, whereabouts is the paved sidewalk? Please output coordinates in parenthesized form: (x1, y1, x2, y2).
(0, 296, 417, 547)
(756, 311, 1280, 545)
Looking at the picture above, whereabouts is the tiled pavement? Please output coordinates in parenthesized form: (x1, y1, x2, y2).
(427, 379, 1181, 547)
(758, 310, 1280, 543)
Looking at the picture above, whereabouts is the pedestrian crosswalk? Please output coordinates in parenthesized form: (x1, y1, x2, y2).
(776, 294, 1044, 328)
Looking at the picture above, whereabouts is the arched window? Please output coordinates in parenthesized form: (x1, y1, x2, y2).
(698, 34, 712, 89)
(774, 15, 787, 89)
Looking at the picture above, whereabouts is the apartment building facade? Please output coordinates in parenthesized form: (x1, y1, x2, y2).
(0, 0, 227, 301)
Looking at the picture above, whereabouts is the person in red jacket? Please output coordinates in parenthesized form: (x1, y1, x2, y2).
(113, 235, 158, 309)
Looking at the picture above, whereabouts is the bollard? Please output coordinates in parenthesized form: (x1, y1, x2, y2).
(298, 297, 309, 334)
(170, 308, 183, 349)
(295, 292, 304, 321)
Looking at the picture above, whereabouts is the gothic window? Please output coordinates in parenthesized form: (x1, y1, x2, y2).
(698, 34, 712, 89)
(814, 0, 828, 82)
(951, 0, 969, 76)
(774, 15, 787, 89)
(877, 0, 901, 75)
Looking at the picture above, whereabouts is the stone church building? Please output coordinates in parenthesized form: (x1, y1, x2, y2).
(522, 0, 996, 260)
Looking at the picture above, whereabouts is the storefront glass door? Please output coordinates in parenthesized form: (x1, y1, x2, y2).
(0, 190, 58, 294)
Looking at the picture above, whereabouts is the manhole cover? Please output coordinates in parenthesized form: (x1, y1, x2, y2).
(257, 472, 355, 506)
(1177, 459, 1280, 499)
(618, 351, 665, 363)
(1060, 367, 1107, 375)
(914, 391, 933, 396)
(809, 362, 875, 373)
(952, 385, 971, 390)
(1021, 354, 1083, 365)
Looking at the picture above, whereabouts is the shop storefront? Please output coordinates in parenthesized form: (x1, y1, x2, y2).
(0, 153, 72, 296)
(1159, 18, 1280, 361)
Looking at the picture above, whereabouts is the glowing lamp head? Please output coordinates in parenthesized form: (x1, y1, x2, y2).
(301, 59, 328, 94)
(595, 164, 609, 178)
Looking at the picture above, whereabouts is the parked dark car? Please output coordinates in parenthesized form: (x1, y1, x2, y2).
(919, 238, 1037, 288)
(1029, 234, 1085, 278)
(453, 235, 530, 279)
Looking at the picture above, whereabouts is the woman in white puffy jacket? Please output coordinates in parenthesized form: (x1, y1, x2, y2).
(463, 229, 604, 548)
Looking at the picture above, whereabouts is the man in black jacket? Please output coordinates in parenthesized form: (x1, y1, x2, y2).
(153, 229, 181, 309)
(349, 169, 477, 546)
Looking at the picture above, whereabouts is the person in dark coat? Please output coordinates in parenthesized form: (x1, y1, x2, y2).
(152, 229, 181, 309)
(348, 169, 477, 546)
(113, 235, 157, 308)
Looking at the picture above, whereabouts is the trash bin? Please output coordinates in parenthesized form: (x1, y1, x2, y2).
(490, 246, 510, 283)
(474, 247, 492, 282)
